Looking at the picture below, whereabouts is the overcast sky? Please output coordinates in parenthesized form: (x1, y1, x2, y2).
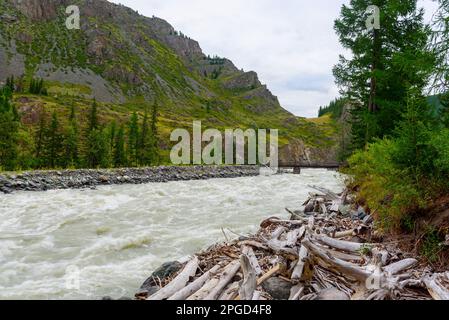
(110, 0, 439, 118)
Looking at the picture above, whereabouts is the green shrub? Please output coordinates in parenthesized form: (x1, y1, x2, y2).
(344, 138, 425, 231)
(421, 227, 444, 263)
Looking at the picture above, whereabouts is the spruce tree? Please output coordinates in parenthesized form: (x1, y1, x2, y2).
(35, 111, 46, 167)
(85, 99, 103, 167)
(127, 112, 139, 166)
(88, 99, 98, 131)
(150, 103, 159, 165)
(44, 112, 63, 168)
(65, 103, 79, 168)
(0, 89, 19, 171)
(86, 128, 109, 168)
(29, 79, 35, 94)
(431, 0, 449, 91)
(113, 124, 127, 167)
(108, 120, 117, 156)
(333, 0, 434, 151)
(138, 109, 150, 166)
(5, 76, 14, 92)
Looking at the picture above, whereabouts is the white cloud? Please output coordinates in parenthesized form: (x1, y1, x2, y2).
(110, 0, 439, 118)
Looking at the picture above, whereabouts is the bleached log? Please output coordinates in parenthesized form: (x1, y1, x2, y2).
(266, 239, 298, 255)
(303, 239, 372, 282)
(314, 234, 371, 253)
(168, 265, 221, 300)
(281, 228, 304, 248)
(310, 242, 364, 262)
(264, 218, 307, 226)
(424, 273, 449, 300)
(333, 229, 356, 239)
(266, 225, 298, 255)
(188, 277, 220, 300)
(148, 257, 199, 300)
(291, 245, 308, 280)
(308, 185, 339, 200)
(242, 246, 262, 276)
(320, 203, 328, 215)
(252, 291, 262, 300)
(308, 216, 315, 230)
(239, 240, 269, 251)
(204, 260, 241, 300)
(289, 284, 305, 300)
(329, 200, 342, 212)
(239, 255, 257, 300)
(271, 226, 287, 239)
(218, 282, 239, 300)
(383, 259, 418, 275)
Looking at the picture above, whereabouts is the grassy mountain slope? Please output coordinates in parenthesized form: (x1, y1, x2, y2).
(0, 0, 335, 165)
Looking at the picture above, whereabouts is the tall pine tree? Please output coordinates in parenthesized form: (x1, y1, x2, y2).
(113, 124, 127, 167)
(86, 99, 99, 167)
(0, 88, 19, 170)
(431, 0, 449, 92)
(35, 110, 46, 168)
(127, 112, 139, 166)
(138, 109, 150, 166)
(150, 103, 159, 165)
(43, 112, 64, 168)
(333, 0, 434, 151)
(65, 103, 79, 168)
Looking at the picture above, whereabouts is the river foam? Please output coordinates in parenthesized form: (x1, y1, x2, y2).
(0, 169, 345, 300)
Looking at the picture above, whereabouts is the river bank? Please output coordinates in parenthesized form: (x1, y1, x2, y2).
(136, 186, 449, 301)
(0, 165, 260, 194)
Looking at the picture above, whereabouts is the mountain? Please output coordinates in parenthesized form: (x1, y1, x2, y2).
(0, 0, 337, 165)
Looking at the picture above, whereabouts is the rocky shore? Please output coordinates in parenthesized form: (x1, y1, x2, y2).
(0, 165, 260, 194)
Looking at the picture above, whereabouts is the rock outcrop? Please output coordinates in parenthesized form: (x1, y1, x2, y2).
(279, 139, 339, 168)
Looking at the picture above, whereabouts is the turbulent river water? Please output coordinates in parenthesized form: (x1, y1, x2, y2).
(0, 169, 345, 300)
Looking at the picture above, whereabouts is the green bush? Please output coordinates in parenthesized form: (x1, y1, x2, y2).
(344, 139, 425, 231)
(345, 90, 449, 232)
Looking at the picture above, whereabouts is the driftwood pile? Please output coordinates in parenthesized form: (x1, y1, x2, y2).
(139, 186, 449, 301)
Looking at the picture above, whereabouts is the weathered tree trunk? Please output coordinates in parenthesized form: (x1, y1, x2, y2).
(148, 257, 199, 300)
(242, 246, 262, 276)
(204, 260, 241, 300)
(239, 255, 257, 300)
(168, 265, 221, 300)
(314, 234, 370, 253)
(303, 239, 372, 283)
(384, 259, 417, 275)
(291, 245, 309, 281)
(424, 273, 449, 300)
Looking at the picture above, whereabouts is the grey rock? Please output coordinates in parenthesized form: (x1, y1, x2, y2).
(152, 261, 183, 279)
(261, 277, 293, 300)
(0, 166, 260, 194)
(139, 261, 183, 294)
